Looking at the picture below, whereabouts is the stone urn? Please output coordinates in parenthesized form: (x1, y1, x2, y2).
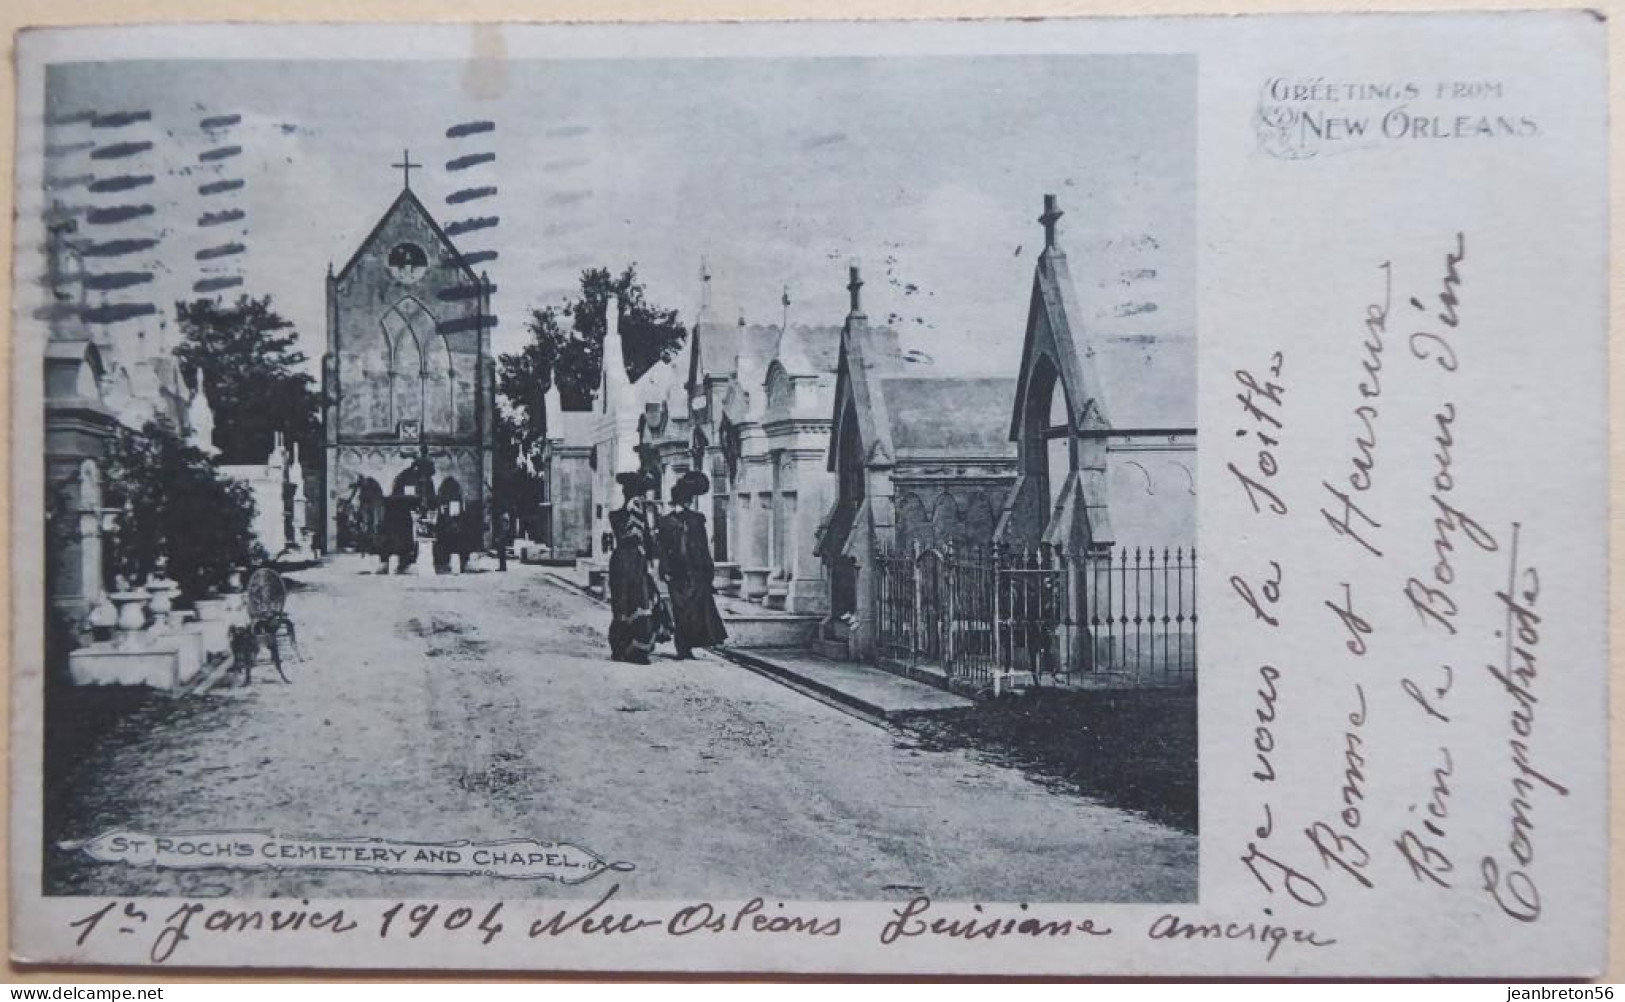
(109, 586, 151, 649)
(713, 562, 741, 596)
(146, 575, 179, 632)
(86, 592, 118, 642)
(741, 566, 771, 603)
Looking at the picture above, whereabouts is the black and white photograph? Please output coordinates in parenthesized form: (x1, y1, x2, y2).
(31, 48, 1198, 907)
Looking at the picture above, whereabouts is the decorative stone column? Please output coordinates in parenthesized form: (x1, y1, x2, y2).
(44, 338, 118, 626)
(849, 458, 896, 662)
(413, 532, 436, 576)
(75, 496, 107, 621)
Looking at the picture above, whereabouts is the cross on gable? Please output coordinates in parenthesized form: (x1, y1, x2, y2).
(1040, 194, 1064, 250)
(392, 148, 422, 189)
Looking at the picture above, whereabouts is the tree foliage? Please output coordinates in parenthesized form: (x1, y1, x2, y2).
(103, 419, 264, 601)
(498, 265, 687, 466)
(173, 295, 323, 466)
(492, 408, 546, 541)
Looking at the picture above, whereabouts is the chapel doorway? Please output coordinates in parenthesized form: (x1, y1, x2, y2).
(392, 462, 433, 508)
(438, 476, 464, 510)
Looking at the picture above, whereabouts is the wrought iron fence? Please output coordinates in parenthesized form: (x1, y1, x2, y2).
(873, 542, 1197, 690)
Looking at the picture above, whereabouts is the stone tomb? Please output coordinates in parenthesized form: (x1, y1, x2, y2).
(67, 584, 244, 690)
(816, 265, 1017, 662)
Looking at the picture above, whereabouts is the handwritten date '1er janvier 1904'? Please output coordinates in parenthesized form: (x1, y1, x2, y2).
(66, 889, 1339, 965)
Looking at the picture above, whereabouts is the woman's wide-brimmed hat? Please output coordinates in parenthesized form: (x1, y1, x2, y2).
(673, 470, 711, 502)
(616, 470, 657, 496)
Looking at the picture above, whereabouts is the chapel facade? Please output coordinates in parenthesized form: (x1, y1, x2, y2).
(322, 173, 495, 552)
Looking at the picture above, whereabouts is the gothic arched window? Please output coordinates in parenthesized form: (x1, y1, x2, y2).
(359, 317, 392, 432)
(424, 334, 455, 434)
(381, 297, 450, 438)
(1023, 353, 1071, 527)
(392, 322, 423, 432)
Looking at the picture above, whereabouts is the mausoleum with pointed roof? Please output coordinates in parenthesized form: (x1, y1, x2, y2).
(997, 194, 1195, 553)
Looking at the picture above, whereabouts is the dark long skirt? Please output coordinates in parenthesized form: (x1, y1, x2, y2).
(608, 545, 659, 664)
(669, 579, 728, 655)
(658, 508, 728, 655)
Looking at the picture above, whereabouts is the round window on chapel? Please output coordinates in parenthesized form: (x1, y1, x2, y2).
(387, 242, 428, 284)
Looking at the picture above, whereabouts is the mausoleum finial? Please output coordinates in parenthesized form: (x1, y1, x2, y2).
(847, 262, 864, 317)
(1040, 193, 1063, 251)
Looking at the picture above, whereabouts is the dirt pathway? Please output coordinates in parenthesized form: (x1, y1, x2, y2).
(45, 557, 1195, 903)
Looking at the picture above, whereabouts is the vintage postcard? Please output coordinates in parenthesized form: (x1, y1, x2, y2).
(7, 14, 1608, 977)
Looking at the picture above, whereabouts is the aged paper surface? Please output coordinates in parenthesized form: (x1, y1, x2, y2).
(5, 13, 1609, 977)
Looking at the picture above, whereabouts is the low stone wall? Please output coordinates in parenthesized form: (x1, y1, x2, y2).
(68, 596, 245, 691)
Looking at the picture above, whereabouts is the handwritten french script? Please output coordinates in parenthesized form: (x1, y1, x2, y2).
(1229, 231, 1571, 934)
(65, 888, 1348, 966)
(1479, 523, 1569, 922)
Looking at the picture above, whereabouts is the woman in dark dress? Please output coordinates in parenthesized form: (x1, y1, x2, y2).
(658, 471, 728, 659)
(607, 471, 666, 664)
(379, 495, 415, 573)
